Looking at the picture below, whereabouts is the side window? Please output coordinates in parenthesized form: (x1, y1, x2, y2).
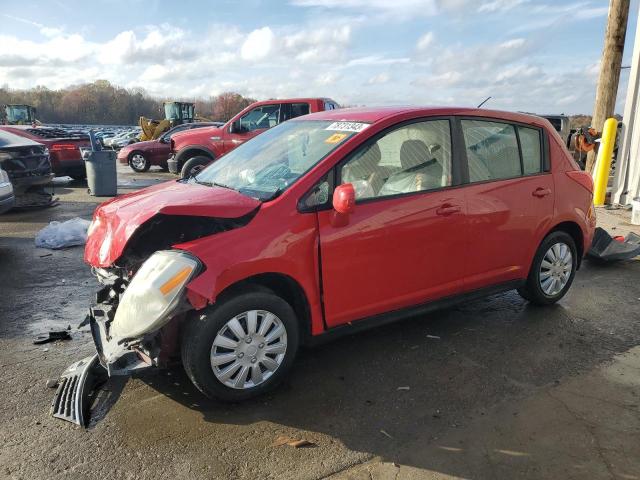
(289, 103, 310, 119)
(239, 104, 281, 132)
(519, 127, 542, 175)
(340, 120, 452, 200)
(324, 101, 336, 110)
(461, 120, 521, 182)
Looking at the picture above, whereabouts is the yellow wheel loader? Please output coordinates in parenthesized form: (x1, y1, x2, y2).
(2, 104, 39, 125)
(139, 102, 211, 141)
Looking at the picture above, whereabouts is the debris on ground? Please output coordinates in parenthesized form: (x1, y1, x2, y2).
(33, 330, 72, 345)
(380, 429, 394, 439)
(46, 378, 59, 388)
(587, 227, 640, 262)
(272, 435, 317, 448)
(426, 334, 441, 339)
(35, 217, 90, 250)
(397, 386, 410, 391)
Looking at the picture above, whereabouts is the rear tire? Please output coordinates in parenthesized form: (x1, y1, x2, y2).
(518, 231, 577, 305)
(180, 156, 211, 179)
(181, 290, 300, 402)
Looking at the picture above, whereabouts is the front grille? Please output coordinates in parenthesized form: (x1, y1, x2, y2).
(51, 376, 79, 421)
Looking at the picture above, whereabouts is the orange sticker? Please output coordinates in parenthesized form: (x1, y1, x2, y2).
(325, 133, 348, 144)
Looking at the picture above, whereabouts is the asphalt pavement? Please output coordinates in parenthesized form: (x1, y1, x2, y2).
(1, 165, 639, 480)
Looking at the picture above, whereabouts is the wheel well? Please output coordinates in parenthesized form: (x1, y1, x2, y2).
(216, 273, 312, 340)
(178, 149, 214, 168)
(550, 221, 584, 267)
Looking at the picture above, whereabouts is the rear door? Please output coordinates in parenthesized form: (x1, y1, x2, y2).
(317, 118, 468, 327)
(224, 103, 282, 151)
(458, 118, 554, 290)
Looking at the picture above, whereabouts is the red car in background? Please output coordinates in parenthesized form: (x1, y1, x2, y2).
(169, 98, 339, 178)
(53, 106, 595, 420)
(117, 122, 223, 172)
(0, 125, 89, 179)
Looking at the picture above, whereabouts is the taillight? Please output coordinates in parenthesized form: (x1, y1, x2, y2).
(566, 170, 594, 194)
(50, 143, 78, 152)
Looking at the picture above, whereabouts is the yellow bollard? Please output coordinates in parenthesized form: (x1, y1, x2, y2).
(593, 117, 618, 206)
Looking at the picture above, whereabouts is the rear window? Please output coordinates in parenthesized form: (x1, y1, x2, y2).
(461, 120, 520, 182)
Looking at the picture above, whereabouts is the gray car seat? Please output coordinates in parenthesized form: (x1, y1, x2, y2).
(379, 140, 443, 195)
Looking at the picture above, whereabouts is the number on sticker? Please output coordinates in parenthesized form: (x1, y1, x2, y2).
(325, 122, 370, 133)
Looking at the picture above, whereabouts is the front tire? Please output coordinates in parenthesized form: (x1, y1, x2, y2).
(129, 152, 150, 172)
(181, 290, 300, 401)
(518, 231, 577, 305)
(180, 156, 211, 179)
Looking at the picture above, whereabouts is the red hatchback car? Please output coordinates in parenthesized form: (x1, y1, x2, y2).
(54, 107, 595, 421)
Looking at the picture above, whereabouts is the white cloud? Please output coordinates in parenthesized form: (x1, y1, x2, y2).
(477, 0, 526, 13)
(367, 72, 391, 85)
(416, 32, 434, 51)
(241, 27, 275, 61)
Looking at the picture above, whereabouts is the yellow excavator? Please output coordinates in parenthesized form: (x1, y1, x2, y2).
(139, 101, 212, 141)
(2, 104, 39, 125)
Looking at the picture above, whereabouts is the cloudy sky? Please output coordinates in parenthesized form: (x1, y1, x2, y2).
(1, 0, 638, 114)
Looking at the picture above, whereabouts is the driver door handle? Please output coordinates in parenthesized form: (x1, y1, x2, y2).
(436, 204, 461, 216)
(532, 187, 552, 198)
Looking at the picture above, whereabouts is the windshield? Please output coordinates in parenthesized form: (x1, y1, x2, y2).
(191, 120, 364, 201)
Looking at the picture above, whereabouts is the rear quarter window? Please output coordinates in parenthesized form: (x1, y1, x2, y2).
(518, 127, 542, 175)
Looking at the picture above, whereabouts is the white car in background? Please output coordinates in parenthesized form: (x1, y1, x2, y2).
(0, 167, 15, 214)
(103, 131, 140, 149)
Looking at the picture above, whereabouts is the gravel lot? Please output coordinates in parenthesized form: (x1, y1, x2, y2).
(1, 166, 639, 480)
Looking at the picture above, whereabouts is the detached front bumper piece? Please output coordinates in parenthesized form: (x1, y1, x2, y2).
(50, 354, 104, 427)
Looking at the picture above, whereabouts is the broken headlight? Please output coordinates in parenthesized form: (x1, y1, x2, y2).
(110, 250, 200, 339)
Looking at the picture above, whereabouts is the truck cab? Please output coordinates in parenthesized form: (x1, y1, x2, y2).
(168, 98, 339, 178)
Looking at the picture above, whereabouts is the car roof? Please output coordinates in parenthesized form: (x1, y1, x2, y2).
(296, 106, 548, 127)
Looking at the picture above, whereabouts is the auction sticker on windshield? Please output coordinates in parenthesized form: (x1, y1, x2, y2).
(325, 133, 348, 144)
(325, 121, 370, 133)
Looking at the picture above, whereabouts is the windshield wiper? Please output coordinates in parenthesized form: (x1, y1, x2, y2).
(193, 178, 234, 190)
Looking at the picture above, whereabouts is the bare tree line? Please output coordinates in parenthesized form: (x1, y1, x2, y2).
(0, 80, 256, 125)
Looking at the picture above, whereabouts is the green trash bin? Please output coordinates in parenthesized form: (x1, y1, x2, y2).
(83, 131, 117, 197)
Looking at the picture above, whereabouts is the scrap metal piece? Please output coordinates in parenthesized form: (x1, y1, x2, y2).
(50, 354, 103, 427)
(587, 227, 640, 262)
(34, 330, 71, 345)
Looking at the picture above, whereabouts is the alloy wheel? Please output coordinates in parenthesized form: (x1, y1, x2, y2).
(130, 154, 146, 170)
(539, 242, 573, 296)
(210, 310, 288, 389)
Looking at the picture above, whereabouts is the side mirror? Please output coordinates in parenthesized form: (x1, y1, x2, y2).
(333, 183, 356, 214)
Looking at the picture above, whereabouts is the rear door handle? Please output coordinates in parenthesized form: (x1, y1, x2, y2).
(436, 204, 461, 216)
(532, 187, 552, 198)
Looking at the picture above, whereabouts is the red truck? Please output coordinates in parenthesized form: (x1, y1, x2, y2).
(0, 125, 90, 179)
(168, 98, 339, 177)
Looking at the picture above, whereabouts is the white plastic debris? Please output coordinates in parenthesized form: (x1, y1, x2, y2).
(35, 218, 91, 250)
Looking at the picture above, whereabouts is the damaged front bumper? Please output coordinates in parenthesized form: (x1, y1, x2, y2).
(50, 354, 102, 426)
(51, 250, 201, 426)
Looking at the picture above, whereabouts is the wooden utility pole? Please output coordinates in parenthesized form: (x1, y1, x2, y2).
(586, 0, 630, 174)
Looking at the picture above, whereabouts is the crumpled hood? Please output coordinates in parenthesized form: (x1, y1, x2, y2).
(84, 180, 260, 267)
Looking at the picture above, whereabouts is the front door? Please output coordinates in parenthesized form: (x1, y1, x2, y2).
(224, 103, 282, 152)
(317, 119, 468, 327)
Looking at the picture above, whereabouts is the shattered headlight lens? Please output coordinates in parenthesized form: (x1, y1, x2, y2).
(110, 250, 200, 339)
